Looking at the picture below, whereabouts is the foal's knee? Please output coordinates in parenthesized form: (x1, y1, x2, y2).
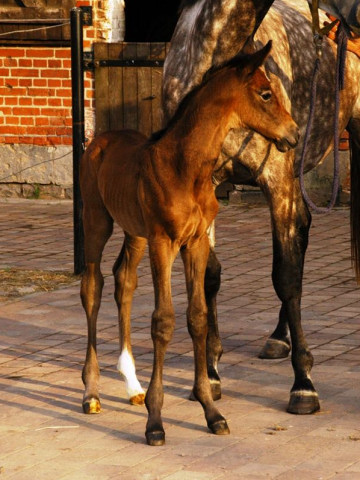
(151, 309, 175, 345)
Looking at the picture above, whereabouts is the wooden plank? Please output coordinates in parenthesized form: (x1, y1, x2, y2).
(122, 43, 138, 131)
(137, 42, 152, 137)
(94, 43, 110, 135)
(150, 43, 166, 132)
(109, 43, 124, 131)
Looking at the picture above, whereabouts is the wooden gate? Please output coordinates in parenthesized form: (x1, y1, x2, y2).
(94, 42, 170, 136)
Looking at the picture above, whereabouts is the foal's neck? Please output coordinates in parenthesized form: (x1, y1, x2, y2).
(159, 83, 236, 178)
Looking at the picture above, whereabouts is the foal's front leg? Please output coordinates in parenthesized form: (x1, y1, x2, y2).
(182, 235, 229, 435)
(145, 238, 177, 446)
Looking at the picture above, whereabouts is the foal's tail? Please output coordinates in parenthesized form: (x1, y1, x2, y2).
(349, 130, 360, 283)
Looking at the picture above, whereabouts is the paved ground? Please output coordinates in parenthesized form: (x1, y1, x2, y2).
(1, 199, 360, 480)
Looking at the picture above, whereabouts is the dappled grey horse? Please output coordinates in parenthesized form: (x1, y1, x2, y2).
(162, 0, 360, 415)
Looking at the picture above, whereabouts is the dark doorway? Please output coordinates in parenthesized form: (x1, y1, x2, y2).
(124, 0, 181, 42)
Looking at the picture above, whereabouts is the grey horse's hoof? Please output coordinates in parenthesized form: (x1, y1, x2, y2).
(259, 338, 291, 359)
(146, 430, 165, 446)
(287, 391, 320, 415)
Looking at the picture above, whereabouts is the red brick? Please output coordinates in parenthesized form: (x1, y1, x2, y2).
(62, 98, 72, 107)
(28, 88, 55, 97)
(6, 117, 20, 125)
(4, 136, 20, 143)
(20, 117, 34, 126)
(33, 98, 47, 106)
(56, 88, 72, 98)
(55, 49, 71, 59)
(48, 79, 62, 88)
(19, 59, 33, 67)
(0, 107, 12, 115)
(35, 117, 49, 126)
(34, 59, 47, 68)
(4, 58, 17, 67)
(41, 69, 69, 79)
(48, 59, 62, 68)
(0, 68, 10, 77)
(0, 125, 20, 134)
(11, 68, 39, 78)
(26, 48, 55, 58)
(19, 98, 32, 106)
(4, 79, 19, 88)
(62, 59, 72, 69)
(0, 48, 25, 57)
(13, 107, 40, 116)
(48, 98, 62, 107)
(5, 97, 18, 106)
(40, 107, 69, 117)
(62, 80, 72, 88)
(33, 79, 47, 87)
(19, 78, 32, 87)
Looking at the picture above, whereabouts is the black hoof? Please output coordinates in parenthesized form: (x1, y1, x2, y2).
(82, 397, 101, 414)
(210, 381, 222, 401)
(287, 392, 320, 415)
(146, 430, 165, 446)
(209, 419, 230, 435)
(258, 338, 291, 359)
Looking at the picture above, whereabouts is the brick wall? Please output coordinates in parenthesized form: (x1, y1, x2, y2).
(0, 0, 121, 198)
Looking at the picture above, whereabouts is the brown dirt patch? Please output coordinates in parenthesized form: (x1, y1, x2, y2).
(0, 268, 79, 302)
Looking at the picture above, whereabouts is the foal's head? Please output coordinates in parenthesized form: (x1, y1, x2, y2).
(205, 41, 300, 152)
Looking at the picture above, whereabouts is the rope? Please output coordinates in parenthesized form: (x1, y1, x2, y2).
(299, 22, 349, 214)
(0, 150, 73, 183)
(0, 21, 70, 37)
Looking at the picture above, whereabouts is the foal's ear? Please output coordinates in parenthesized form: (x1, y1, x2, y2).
(241, 40, 272, 78)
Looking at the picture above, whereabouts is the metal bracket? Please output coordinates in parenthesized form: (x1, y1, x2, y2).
(80, 6, 93, 26)
(83, 51, 94, 71)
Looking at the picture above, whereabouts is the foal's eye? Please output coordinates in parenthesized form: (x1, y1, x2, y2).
(260, 91, 272, 101)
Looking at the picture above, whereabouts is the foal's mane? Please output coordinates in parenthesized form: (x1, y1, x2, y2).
(151, 50, 258, 144)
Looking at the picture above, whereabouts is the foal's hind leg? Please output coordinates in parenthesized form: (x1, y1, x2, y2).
(261, 176, 319, 414)
(81, 206, 113, 414)
(182, 235, 229, 436)
(113, 233, 147, 405)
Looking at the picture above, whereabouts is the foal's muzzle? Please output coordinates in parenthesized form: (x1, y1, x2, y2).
(275, 125, 300, 153)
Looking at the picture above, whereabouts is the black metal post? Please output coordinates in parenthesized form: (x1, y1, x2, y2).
(71, 7, 85, 275)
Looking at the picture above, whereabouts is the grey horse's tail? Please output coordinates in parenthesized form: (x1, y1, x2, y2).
(350, 131, 360, 283)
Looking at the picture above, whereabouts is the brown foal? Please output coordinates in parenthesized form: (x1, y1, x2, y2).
(79, 41, 299, 446)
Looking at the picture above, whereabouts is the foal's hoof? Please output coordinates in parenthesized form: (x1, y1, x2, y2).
(258, 338, 291, 359)
(209, 419, 230, 436)
(287, 391, 320, 415)
(146, 430, 165, 446)
(129, 393, 145, 406)
(82, 397, 101, 414)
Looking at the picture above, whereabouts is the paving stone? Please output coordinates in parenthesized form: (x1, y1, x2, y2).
(1, 201, 360, 479)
